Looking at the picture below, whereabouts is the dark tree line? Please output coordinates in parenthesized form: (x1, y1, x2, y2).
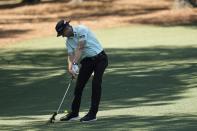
(21, 0, 75, 4)
(187, 0, 197, 7)
(21, 0, 41, 4)
(21, 0, 197, 7)
(177, 0, 197, 7)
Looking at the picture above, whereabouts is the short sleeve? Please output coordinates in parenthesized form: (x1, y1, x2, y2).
(78, 26, 88, 42)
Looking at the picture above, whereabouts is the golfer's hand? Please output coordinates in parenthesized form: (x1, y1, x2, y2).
(68, 68, 77, 79)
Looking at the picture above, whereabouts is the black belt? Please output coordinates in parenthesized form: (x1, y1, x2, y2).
(83, 51, 105, 61)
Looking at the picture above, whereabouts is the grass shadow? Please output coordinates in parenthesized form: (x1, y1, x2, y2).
(0, 115, 197, 130)
(0, 47, 197, 129)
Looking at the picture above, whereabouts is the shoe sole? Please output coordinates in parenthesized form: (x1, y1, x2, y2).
(69, 116, 80, 121)
(60, 116, 80, 122)
(80, 118, 97, 123)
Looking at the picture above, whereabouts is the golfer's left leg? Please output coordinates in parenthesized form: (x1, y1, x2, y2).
(89, 55, 108, 116)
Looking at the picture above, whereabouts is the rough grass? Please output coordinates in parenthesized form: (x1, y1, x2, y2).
(0, 25, 197, 130)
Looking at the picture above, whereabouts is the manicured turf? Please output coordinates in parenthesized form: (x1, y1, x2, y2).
(0, 25, 197, 130)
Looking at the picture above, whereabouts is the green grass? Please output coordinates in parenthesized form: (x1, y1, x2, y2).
(0, 25, 197, 131)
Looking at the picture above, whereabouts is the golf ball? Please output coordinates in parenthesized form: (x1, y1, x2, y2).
(64, 110, 68, 113)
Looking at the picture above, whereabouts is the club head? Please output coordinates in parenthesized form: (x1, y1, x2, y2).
(46, 112, 57, 124)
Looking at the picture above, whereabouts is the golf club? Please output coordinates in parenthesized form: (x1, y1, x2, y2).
(47, 77, 74, 124)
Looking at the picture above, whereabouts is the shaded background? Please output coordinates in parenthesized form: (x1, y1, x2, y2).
(0, 0, 197, 130)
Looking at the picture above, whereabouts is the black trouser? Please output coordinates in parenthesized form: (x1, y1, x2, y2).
(71, 51, 108, 116)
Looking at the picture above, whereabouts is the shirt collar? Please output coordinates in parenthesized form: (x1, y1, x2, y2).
(69, 27, 77, 39)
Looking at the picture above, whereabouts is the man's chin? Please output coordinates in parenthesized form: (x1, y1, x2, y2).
(65, 35, 72, 38)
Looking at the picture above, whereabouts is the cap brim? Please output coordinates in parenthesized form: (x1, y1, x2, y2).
(57, 32, 62, 37)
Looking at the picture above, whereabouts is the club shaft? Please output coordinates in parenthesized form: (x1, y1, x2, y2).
(56, 78, 73, 114)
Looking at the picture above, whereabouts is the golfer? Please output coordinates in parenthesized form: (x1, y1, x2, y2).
(55, 19, 108, 122)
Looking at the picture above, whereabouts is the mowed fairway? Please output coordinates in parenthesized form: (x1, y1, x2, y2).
(0, 25, 197, 131)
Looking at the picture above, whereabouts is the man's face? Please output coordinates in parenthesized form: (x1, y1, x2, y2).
(62, 26, 73, 37)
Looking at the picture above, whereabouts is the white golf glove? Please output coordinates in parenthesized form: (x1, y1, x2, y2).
(71, 63, 79, 75)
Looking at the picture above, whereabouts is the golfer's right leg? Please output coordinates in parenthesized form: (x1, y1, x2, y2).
(71, 61, 94, 114)
(60, 59, 94, 121)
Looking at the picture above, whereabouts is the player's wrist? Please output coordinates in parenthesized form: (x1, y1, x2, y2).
(72, 62, 78, 65)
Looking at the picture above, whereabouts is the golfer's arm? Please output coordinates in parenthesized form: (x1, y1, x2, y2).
(67, 54, 74, 70)
(73, 41, 85, 64)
